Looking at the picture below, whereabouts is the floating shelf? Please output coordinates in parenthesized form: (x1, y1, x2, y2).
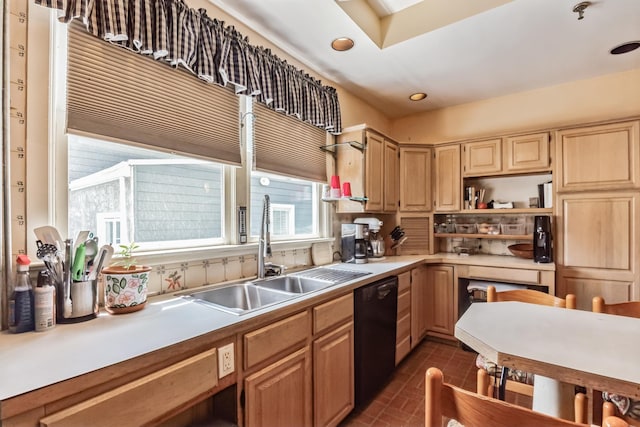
(320, 141, 365, 157)
(434, 233, 533, 240)
(440, 208, 553, 215)
(322, 196, 368, 204)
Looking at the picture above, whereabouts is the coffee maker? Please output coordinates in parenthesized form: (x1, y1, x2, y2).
(354, 217, 384, 258)
(533, 215, 552, 263)
(341, 223, 369, 264)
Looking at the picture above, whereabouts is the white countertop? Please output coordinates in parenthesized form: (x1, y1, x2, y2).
(0, 254, 553, 401)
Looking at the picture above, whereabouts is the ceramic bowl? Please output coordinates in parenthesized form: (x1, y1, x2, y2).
(508, 243, 534, 259)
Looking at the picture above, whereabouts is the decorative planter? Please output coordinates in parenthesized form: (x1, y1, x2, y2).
(102, 265, 152, 314)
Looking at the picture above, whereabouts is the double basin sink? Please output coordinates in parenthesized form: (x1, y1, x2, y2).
(183, 267, 370, 315)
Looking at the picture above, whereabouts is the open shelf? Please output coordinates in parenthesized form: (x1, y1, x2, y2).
(320, 141, 364, 157)
(322, 196, 368, 204)
(434, 233, 533, 240)
(451, 208, 553, 214)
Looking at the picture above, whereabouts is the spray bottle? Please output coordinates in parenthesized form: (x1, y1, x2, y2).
(8, 254, 35, 333)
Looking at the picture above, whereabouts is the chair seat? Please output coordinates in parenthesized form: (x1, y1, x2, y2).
(603, 392, 640, 421)
(476, 354, 535, 385)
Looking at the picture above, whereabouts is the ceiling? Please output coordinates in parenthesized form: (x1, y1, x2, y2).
(208, 0, 640, 119)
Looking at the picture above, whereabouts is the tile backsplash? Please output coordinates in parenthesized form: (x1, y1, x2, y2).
(144, 248, 312, 297)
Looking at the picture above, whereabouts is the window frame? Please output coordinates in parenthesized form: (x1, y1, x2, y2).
(41, 17, 332, 262)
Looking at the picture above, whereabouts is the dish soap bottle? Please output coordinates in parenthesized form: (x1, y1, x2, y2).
(9, 254, 35, 333)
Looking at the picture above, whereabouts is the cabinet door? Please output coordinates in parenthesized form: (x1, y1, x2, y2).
(504, 132, 550, 173)
(245, 346, 312, 427)
(313, 322, 354, 427)
(426, 266, 455, 337)
(556, 120, 640, 192)
(396, 271, 412, 364)
(434, 145, 461, 211)
(399, 147, 432, 212)
(410, 265, 429, 348)
(560, 275, 632, 311)
(463, 138, 502, 176)
(364, 131, 384, 211)
(383, 140, 399, 212)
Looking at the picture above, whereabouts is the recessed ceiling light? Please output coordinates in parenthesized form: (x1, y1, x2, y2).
(610, 41, 640, 55)
(331, 37, 354, 51)
(409, 93, 427, 101)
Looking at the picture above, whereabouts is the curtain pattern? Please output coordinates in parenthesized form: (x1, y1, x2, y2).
(35, 0, 342, 133)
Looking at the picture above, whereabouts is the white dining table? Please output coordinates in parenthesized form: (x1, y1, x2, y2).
(455, 301, 640, 418)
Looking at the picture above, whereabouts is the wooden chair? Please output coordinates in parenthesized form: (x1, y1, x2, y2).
(478, 285, 577, 402)
(593, 296, 640, 426)
(426, 367, 628, 427)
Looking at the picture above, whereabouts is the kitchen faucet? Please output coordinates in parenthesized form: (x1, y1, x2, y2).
(257, 195, 284, 279)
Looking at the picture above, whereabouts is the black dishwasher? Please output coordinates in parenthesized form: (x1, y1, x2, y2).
(353, 276, 398, 407)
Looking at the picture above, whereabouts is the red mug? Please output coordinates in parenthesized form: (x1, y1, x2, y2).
(342, 182, 352, 197)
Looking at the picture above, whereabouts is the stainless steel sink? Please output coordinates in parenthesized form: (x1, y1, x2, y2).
(254, 276, 334, 294)
(184, 283, 297, 315)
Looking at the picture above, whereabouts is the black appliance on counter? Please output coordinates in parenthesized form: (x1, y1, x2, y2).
(341, 223, 369, 264)
(534, 215, 552, 263)
(353, 276, 398, 407)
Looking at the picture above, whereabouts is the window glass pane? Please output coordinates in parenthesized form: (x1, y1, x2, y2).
(68, 135, 224, 248)
(250, 172, 318, 239)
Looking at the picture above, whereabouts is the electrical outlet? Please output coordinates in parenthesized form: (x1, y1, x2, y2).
(218, 343, 235, 378)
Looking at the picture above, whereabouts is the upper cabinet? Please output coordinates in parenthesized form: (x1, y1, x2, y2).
(555, 120, 640, 192)
(399, 146, 432, 212)
(334, 126, 398, 213)
(463, 133, 550, 177)
(434, 145, 461, 212)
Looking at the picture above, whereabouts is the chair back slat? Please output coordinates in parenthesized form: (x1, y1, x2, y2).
(487, 286, 576, 309)
(425, 367, 627, 427)
(593, 296, 640, 318)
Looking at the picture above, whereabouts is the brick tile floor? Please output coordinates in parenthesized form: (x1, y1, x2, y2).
(340, 339, 532, 427)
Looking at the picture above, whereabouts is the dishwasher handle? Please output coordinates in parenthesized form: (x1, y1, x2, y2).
(376, 283, 395, 300)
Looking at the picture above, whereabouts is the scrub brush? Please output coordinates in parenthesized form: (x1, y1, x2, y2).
(63, 239, 73, 318)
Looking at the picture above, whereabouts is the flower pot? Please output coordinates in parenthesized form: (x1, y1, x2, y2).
(102, 265, 152, 314)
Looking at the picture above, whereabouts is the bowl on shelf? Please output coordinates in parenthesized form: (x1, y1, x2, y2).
(508, 243, 534, 259)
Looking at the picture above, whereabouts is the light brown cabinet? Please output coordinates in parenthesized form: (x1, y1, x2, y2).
(244, 346, 312, 427)
(556, 120, 640, 192)
(434, 145, 461, 212)
(384, 140, 399, 211)
(410, 265, 429, 347)
(312, 294, 354, 427)
(463, 133, 550, 177)
(39, 349, 218, 427)
(335, 126, 398, 213)
(399, 146, 432, 212)
(463, 138, 502, 176)
(556, 192, 640, 309)
(243, 311, 312, 427)
(555, 119, 640, 308)
(395, 271, 412, 364)
(425, 265, 455, 339)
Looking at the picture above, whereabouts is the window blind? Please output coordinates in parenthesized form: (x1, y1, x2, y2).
(252, 101, 329, 182)
(66, 22, 241, 165)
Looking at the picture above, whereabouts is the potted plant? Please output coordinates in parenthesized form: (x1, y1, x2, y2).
(101, 242, 152, 314)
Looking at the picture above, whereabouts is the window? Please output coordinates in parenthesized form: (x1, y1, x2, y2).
(68, 135, 225, 249)
(249, 172, 319, 240)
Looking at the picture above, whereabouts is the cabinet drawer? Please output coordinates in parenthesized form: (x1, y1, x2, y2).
(40, 349, 217, 427)
(467, 265, 540, 285)
(397, 312, 411, 343)
(397, 289, 411, 316)
(245, 311, 310, 370)
(398, 271, 411, 293)
(313, 293, 353, 335)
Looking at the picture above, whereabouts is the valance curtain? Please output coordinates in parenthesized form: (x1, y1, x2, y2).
(34, 0, 342, 134)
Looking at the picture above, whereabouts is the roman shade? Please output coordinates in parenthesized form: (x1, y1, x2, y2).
(67, 22, 241, 165)
(253, 101, 329, 183)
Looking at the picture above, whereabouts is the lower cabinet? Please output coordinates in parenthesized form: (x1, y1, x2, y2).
(411, 265, 429, 348)
(426, 265, 455, 339)
(243, 311, 312, 427)
(40, 349, 219, 427)
(313, 293, 354, 427)
(244, 346, 313, 427)
(313, 322, 354, 427)
(395, 271, 412, 364)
